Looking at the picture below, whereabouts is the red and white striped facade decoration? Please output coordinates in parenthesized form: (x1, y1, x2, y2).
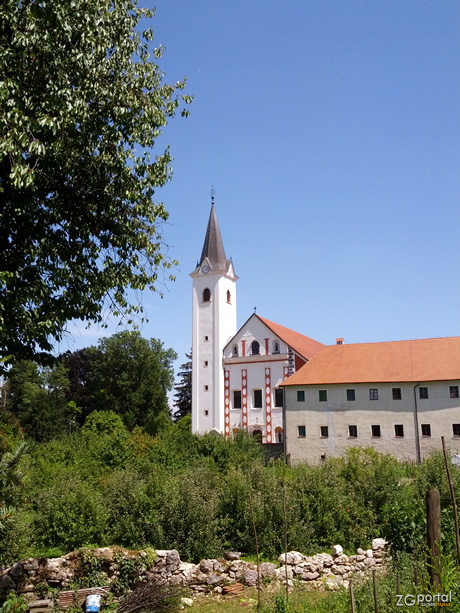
(241, 368, 248, 430)
(283, 366, 290, 380)
(224, 369, 231, 438)
(264, 367, 272, 443)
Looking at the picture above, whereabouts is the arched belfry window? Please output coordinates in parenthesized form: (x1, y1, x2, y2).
(273, 341, 280, 354)
(226, 290, 231, 304)
(203, 288, 211, 302)
(251, 340, 260, 355)
(232, 345, 239, 357)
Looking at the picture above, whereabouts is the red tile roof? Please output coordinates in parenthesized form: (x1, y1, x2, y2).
(257, 316, 324, 360)
(282, 337, 460, 385)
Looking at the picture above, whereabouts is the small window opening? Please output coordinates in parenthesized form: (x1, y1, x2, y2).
(203, 288, 211, 302)
(226, 290, 231, 303)
(251, 340, 260, 355)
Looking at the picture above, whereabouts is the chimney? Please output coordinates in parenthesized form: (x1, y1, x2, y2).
(336, 338, 344, 345)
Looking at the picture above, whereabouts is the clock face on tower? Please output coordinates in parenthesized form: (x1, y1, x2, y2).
(202, 265, 210, 274)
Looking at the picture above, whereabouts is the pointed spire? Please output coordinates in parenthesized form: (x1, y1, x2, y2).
(199, 203, 228, 270)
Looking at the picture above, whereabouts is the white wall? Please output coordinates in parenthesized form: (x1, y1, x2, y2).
(191, 269, 237, 434)
(285, 381, 460, 463)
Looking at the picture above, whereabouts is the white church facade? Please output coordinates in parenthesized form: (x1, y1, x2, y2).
(191, 204, 323, 443)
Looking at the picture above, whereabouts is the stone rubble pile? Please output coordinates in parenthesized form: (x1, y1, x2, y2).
(0, 539, 387, 602)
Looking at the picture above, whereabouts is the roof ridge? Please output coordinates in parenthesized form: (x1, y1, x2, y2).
(325, 336, 460, 348)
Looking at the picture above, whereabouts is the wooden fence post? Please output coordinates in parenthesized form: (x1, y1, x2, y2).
(426, 489, 441, 588)
(441, 436, 460, 569)
(349, 578, 356, 613)
(372, 569, 379, 613)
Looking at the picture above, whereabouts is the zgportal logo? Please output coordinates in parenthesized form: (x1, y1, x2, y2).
(396, 592, 452, 607)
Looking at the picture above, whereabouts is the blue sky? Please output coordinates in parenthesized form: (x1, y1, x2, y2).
(63, 0, 460, 384)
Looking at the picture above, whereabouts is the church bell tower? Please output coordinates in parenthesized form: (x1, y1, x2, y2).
(190, 201, 237, 434)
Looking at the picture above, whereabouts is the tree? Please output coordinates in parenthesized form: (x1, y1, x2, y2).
(0, 0, 191, 369)
(65, 331, 177, 431)
(172, 352, 192, 421)
(7, 360, 78, 441)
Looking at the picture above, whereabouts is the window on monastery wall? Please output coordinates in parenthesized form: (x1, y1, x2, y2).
(274, 388, 284, 407)
(296, 390, 305, 402)
(232, 345, 239, 357)
(453, 424, 460, 437)
(251, 340, 260, 355)
(394, 424, 404, 438)
(421, 424, 431, 437)
(320, 426, 329, 438)
(419, 387, 429, 399)
(319, 390, 327, 402)
(252, 429, 263, 442)
(392, 388, 402, 400)
(369, 388, 379, 401)
(203, 288, 211, 302)
(253, 389, 262, 408)
(273, 341, 280, 354)
(297, 425, 306, 438)
(233, 390, 242, 409)
(449, 386, 459, 399)
(346, 389, 356, 401)
(348, 425, 358, 438)
(371, 424, 381, 437)
(226, 290, 231, 303)
(275, 426, 283, 443)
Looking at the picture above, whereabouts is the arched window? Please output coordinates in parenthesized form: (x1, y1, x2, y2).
(232, 345, 239, 357)
(273, 341, 280, 354)
(203, 288, 211, 302)
(252, 429, 263, 442)
(251, 340, 260, 355)
(226, 290, 231, 303)
(275, 426, 283, 443)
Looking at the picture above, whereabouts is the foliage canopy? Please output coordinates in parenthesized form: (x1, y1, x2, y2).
(0, 0, 191, 368)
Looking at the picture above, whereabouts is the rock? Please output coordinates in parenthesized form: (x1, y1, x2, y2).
(300, 571, 320, 581)
(213, 560, 227, 573)
(356, 548, 364, 555)
(333, 554, 349, 565)
(213, 586, 223, 593)
(331, 565, 347, 576)
(356, 555, 365, 562)
(9, 563, 23, 578)
(259, 563, 277, 579)
(0, 574, 16, 592)
(363, 558, 375, 568)
(199, 559, 213, 573)
(206, 574, 223, 586)
(276, 566, 293, 580)
(23, 559, 39, 571)
(278, 551, 304, 565)
(178, 562, 198, 582)
(165, 550, 180, 572)
(372, 538, 386, 551)
(223, 551, 241, 561)
(365, 550, 373, 558)
(332, 545, 343, 556)
(242, 569, 259, 587)
(314, 553, 334, 569)
(180, 597, 193, 608)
